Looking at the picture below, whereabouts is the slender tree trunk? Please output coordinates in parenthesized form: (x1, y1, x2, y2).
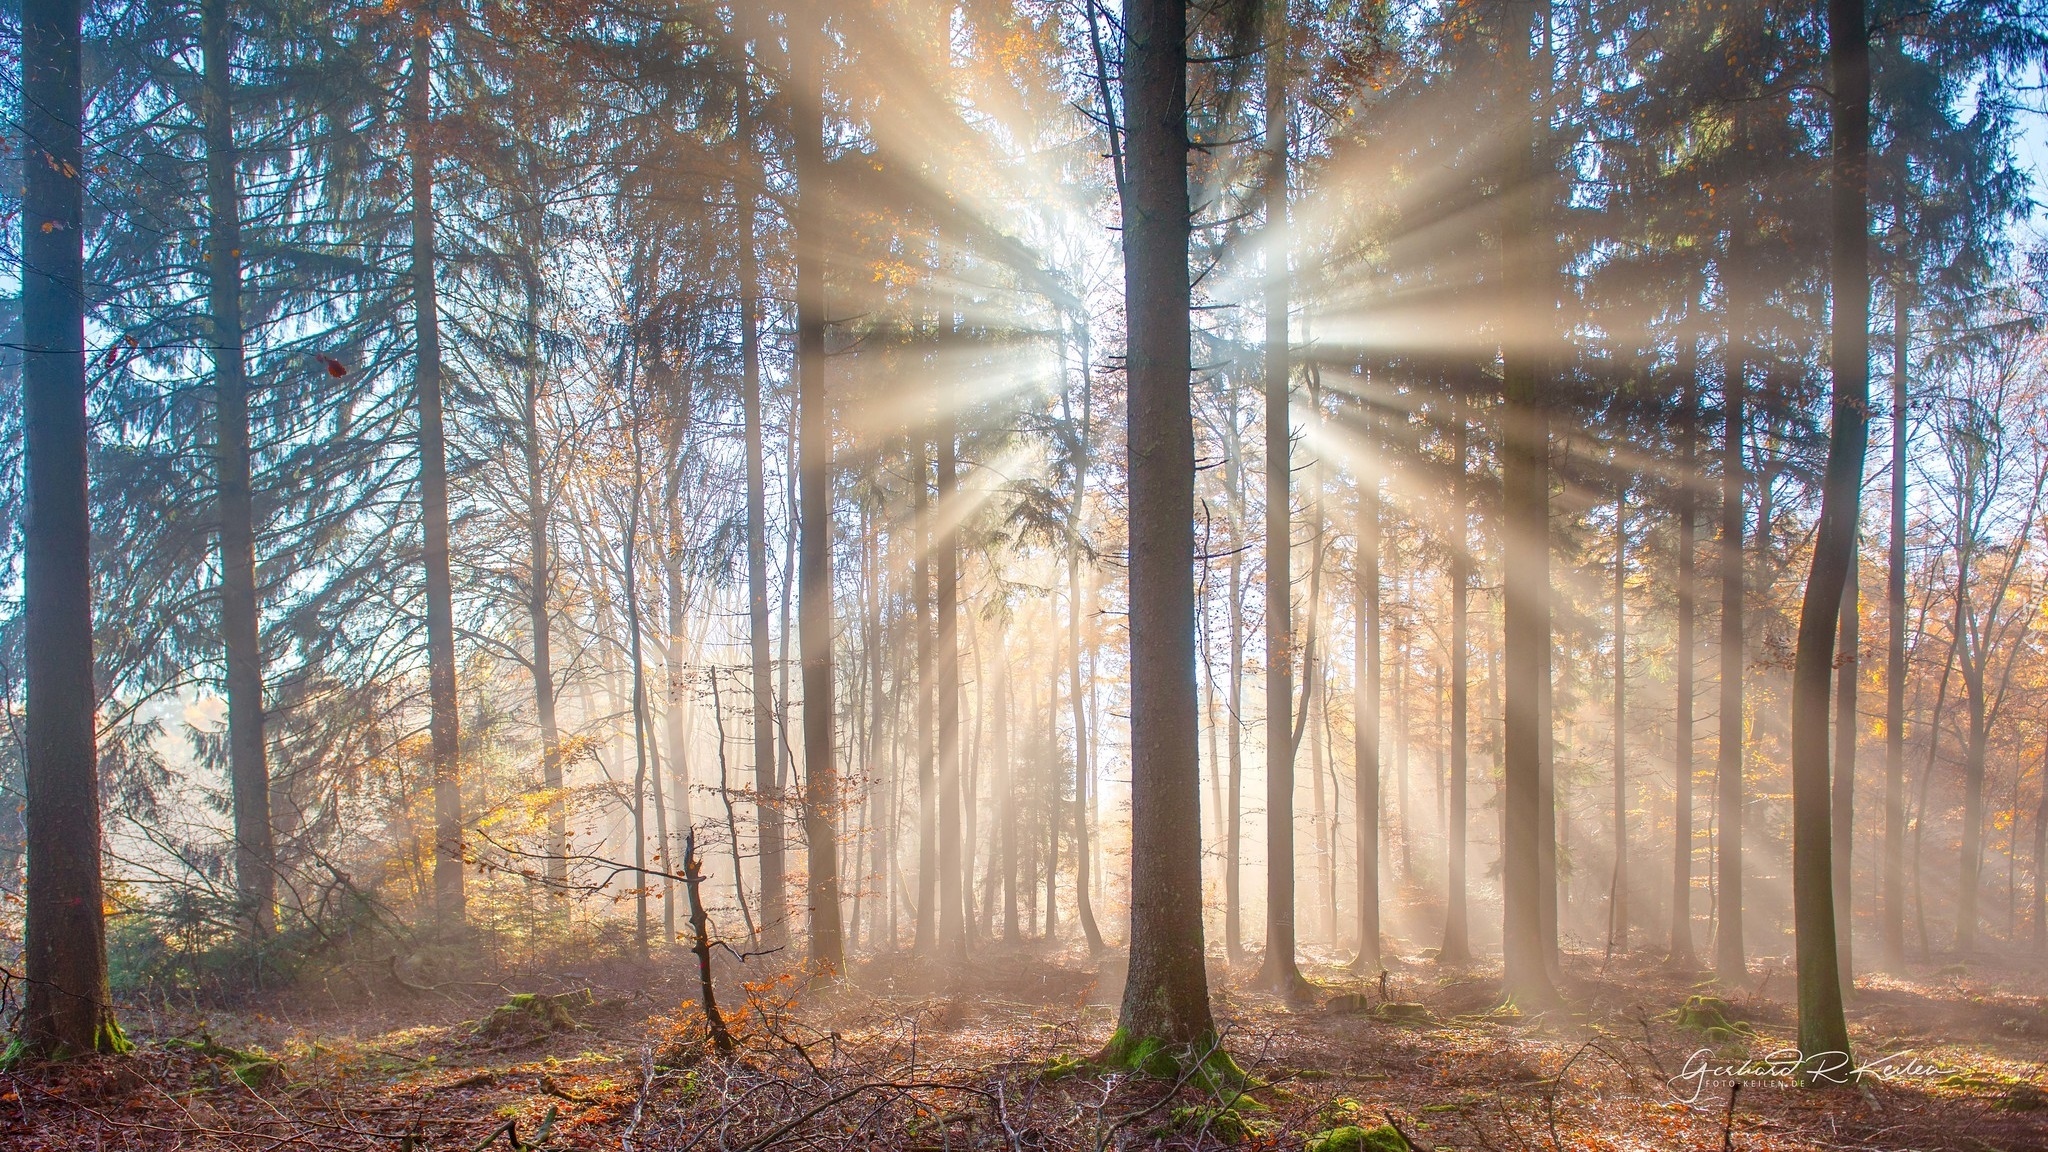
(2032, 738, 2045, 954)
(938, 418, 966, 958)
(1717, 266, 1747, 982)
(1959, 674, 1988, 954)
(1256, 0, 1307, 996)
(626, 451, 652, 961)
(913, 441, 936, 953)
(792, 12, 843, 971)
(738, 122, 784, 949)
(1110, 0, 1215, 1051)
(408, 5, 464, 926)
(16, 0, 124, 1058)
(1068, 332, 1106, 953)
(998, 633, 1018, 940)
(1672, 336, 1700, 968)
(1443, 395, 1470, 966)
(1226, 379, 1247, 964)
(1882, 267, 1909, 971)
(1610, 487, 1628, 956)
(1787, 0, 1866, 1074)
(203, 0, 274, 945)
(520, 278, 563, 893)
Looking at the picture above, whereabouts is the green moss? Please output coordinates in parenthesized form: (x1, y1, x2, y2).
(167, 1032, 278, 1088)
(1305, 1122, 1411, 1152)
(1665, 995, 1755, 1043)
(1100, 1027, 1255, 1097)
(475, 990, 591, 1041)
(1039, 1053, 1088, 1081)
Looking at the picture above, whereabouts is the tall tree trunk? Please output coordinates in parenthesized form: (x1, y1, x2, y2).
(1069, 331, 1106, 953)
(1958, 668, 1988, 954)
(408, 9, 463, 926)
(1354, 405, 1382, 973)
(939, 419, 966, 958)
(1672, 335, 1700, 969)
(1833, 557, 1858, 986)
(1110, 0, 1215, 1052)
(519, 268, 563, 893)
(1882, 262, 1909, 971)
(625, 433, 653, 961)
(2032, 738, 2045, 954)
(1256, 0, 1307, 997)
(738, 116, 784, 949)
(1716, 266, 1747, 982)
(998, 632, 1018, 940)
(913, 441, 936, 953)
(1226, 377, 1247, 964)
(203, 0, 273, 945)
(1609, 487, 1628, 956)
(1787, 0, 1866, 1075)
(16, 0, 124, 1058)
(1442, 395, 1470, 966)
(792, 12, 843, 971)
(1499, 0, 1556, 1005)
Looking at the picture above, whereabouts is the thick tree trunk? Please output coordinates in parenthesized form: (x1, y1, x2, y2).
(1834, 558, 1858, 986)
(1787, 0, 1866, 1075)
(792, 13, 843, 971)
(16, 0, 124, 1059)
(1110, 0, 1215, 1052)
(203, 0, 274, 945)
(1355, 407, 1382, 973)
(1882, 271, 1909, 970)
(1256, 0, 1307, 997)
(1443, 394, 1470, 966)
(408, 13, 463, 926)
(1672, 336, 1700, 969)
(1499, 0, 1556, 1006)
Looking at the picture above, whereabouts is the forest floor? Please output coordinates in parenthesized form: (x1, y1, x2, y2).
(2, 936, 2045, 1151)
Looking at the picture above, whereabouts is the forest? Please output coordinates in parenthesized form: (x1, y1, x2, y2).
(2, 0, 2047, 1147)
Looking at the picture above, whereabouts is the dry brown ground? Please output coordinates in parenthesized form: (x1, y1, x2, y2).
(2, 940, 2044, 1151)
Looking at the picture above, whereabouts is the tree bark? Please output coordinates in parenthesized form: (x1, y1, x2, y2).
(1881, 262, 1909, 970)
(1442, 394, 1470, 966)
(1110, 0, 1216, 1052)
(1609, 487, 1628, 956)
(1256, 0, 1308, 998)
(408, 8, 463, 926)
(1499, 0, 1556, 1006)
(1671, 335, 1700, 969)
(1833, 556, 1858, 986)
(16, 0, 125, 1059)
(738, 105, 784, 948)
(203, 0, 274, 945)
(1354, 403, 1382, 973)
(1716, 266, 1747, 982)
(1068, 332, 1106, 954)
(1788, 0, 1866, 1075)
(938, 416, 967, 958)
(792, 12, 843, 971)
(1226, 376, 1247, 964)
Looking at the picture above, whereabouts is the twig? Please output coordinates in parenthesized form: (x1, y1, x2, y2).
(622, 1045, 654, 1151)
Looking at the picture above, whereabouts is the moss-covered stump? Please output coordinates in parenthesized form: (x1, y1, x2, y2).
(475, 990, 593, 1042)
(1665, 995, 1755, 1043)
